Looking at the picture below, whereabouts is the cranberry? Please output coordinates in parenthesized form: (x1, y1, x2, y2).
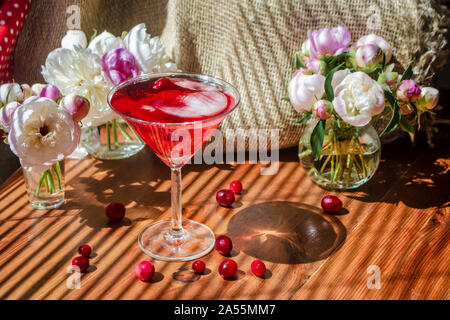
(215, 235, 233, 256)
(192, 260, 206, 274)
(105, 202, 126, 222)
(78, 244, 92, 258)
(321, 195, 343, 214)
(135, 261, 155, 282)
(251, 260, 266, 277)
(216, 189, 235, 207)
(229, 180, 243, 194)
(72, 256, 89, 272)
(152, 78, 175, 91)
(218, 259, 238, 279)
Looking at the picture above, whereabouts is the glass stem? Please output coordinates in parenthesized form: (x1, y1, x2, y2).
(170, 168, 184, 235)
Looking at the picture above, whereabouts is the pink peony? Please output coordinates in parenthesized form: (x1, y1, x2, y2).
(313, 100, 333, 120)
(416, 87, 439, 110)
(355, 44, 383, 69)
(39, 84, 62, 101)
(60, 93, 90, 122)
(308, 25, 351, 59)
(356, 34, 392, 63)
(102, 47, 139, 85)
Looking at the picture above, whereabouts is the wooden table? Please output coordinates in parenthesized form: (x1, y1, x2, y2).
(0, 140, 448, 300)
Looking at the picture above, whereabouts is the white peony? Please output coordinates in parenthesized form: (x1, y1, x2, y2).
(333, 72, 385, 127)
(42, 47, 116, 127)
(61, 30, 88, 50)
(88, 31, 123, 57)
(288, 74, 325, 112)
(8, 97, 81, 172)
(0, 83, 23, 104)
(123, 23, 177, 73)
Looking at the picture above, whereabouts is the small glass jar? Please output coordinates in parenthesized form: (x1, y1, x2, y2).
(22, 160, 65, 210)
(81, 119, 145, 160)
(299, 119, 381, 190)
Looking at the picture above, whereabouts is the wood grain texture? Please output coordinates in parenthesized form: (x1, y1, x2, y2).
(0, 143, 448, 300)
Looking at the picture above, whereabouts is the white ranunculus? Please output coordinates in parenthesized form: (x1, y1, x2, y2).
(288, 74, 325, 112)
(61, 30, 88, 50)
(356, 34, 392, 64)
(87, 31, 123, 57)
(8, 97, 81, 172)
(0, 101, 21, 132)
(0, 83, 23, 104)
(42, 47, 116, 127)
(123, 23, 178, 74)
(333, 72, 385, 127)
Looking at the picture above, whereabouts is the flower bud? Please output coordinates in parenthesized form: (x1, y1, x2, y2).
(396, 80, 421, 103)
(0, 101, 21, 132)
(0, 83, 23, 104)
(307, 58, 326, 74)
(61, 30, 88, 50)
(356, 34, 392, 63)
(377, 71, 399, 91)
(293, 68, 312, 77)
(415, 87, 439, 110)
(31, 83, 47, 96)
(355, 44, 383, 69)
(21, 84, 33, 100)
(313, 100, 333, 120)
(301, 39, 311, 57)
(39, 85, 62, 101)
(60, 93, 90, 122)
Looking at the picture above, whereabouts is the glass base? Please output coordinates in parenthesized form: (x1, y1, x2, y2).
(29, 195, 65, 210)
(138, 219, 215, 261)
(82, 142, 145, 160)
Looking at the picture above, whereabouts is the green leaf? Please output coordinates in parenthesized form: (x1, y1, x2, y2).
(310, 120, 325, 160)
(297, 113, 313, 124)
(399, 115, 415, 142)
(282, 95, 290, 102)
(384, 89, 396, 106)
(380, 101, 401, 136)
(5, 87, 12, 104)
(400, 61, 413, 81)
(324, 63, 344, 101)
(294, 52, 306, 70)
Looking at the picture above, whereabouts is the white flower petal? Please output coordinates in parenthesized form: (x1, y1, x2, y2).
(288, 74, 325, 112)
(61, 30, 88, 50)
(87, 31, 123, 57)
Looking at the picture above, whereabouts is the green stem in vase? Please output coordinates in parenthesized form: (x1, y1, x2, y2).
(112, 119, 119, 148)
(51, 164, 62, 190)
(45, 171, 55, 194)
(35, 171, 46, 196)
(117, 121, 134, 142)
(106, 121, 112, 151)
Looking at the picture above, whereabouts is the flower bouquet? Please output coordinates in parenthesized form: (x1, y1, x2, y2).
(287, 25, 439, 190)
(41, 23, 178, 160)
(0, 82, 90, 209)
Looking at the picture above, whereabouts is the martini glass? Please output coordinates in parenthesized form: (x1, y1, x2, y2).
(108, 73, 240, 261)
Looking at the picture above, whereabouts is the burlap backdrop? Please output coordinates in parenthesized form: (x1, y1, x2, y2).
(14, 0, 448, 150)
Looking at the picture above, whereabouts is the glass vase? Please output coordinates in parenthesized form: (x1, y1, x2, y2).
(22, 160, 65, 209)
(81, 119, 145, 160)
(299, 119, 381, 190)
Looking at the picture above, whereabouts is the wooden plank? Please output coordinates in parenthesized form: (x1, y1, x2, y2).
(292, 148, 450, 300)
(0, 144, 447, 300)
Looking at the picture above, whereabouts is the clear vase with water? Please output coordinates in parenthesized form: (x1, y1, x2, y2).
(299, 119, 381, 190)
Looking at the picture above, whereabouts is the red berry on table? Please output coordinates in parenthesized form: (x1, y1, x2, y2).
(78, 244, 92, 258)
(229, 180, 243, 194)
(135, 261, 155, 282)
(215, 235, 233, 256)
(105, 202, 126, 222)
(152, 78, 175, 91)
(216, 189, 235, 207)
(192, 260, 206, 274)
(251, 260, 266, 277)
(218, 259, 238, 279)
(72, 256, 90, 272)
(321, 195, 343, 213)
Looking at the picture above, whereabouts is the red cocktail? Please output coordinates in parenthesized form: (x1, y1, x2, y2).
(108, 73, 240, 261)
